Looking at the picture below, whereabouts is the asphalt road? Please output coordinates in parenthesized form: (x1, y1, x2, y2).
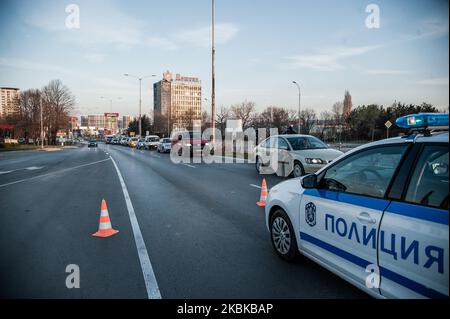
(0, 143, 367, 298)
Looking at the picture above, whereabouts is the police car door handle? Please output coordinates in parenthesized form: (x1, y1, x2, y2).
(357, 212, 376, 224)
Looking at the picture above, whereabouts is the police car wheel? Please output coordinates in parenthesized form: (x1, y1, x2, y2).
(270, 209, 299, 261)
(292, 161, 305, 178)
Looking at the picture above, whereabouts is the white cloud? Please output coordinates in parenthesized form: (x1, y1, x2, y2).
(365, 69, 410, 75)
(175, 23, 239, 47)
(287, 45, 381, 71)
(0, 57, 75, 74)
(145, 36, 178, 51)
(416, 77, 449, 86)
(84, 53, 106, 63)
(412, 17, 449, 40)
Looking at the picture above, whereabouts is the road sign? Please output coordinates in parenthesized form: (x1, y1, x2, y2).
(385, 120, 392, 138)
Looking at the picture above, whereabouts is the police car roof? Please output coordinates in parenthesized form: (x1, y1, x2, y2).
(347, 131, 448, 154)
(275, 134, 316, 138)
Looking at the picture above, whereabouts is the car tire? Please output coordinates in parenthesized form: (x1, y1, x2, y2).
(270, 209, 299, 262)
(291, 161, 305, 178)
(256, 156, 263, 174)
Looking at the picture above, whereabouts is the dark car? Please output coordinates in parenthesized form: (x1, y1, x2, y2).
(88, 139, 98, 147)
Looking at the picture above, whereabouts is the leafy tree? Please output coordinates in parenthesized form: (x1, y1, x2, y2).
(128, 115, 151, 137)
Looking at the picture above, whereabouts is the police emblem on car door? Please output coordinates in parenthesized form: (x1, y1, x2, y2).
(305, 202, 316, 227)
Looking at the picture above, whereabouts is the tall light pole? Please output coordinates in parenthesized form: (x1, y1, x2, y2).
(211, 0, 216, 146)
(124, 74, 156, 137)
(40, 96, 44, 149)
(292, 81, 301, 134)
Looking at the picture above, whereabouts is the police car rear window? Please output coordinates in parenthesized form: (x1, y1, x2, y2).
(405, 145, 449, 209)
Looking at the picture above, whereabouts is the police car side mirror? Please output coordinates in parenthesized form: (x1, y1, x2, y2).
(302, 174, 317, 189)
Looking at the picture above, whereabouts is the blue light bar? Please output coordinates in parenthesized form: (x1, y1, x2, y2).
(396, 113, 449, 129)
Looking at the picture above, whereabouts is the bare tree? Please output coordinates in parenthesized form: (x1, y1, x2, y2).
(332, 101, 343, 125)
(201, 111, 210, 132)
(215, 106, 230, 136)
(16, 89, 42, 141)
(230, 101, 256, 129)
(42, 80, 75, 144)
(258, 106, 291, 132)
(343, 90, 352, 121)
(299, 108, 317, 134)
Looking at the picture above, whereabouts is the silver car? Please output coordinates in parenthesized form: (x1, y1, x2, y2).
(157, 138, 172, 153)
(255, 134, 343, 177)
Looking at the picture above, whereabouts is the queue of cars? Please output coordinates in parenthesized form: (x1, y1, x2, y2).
(106, 134, 172, 153)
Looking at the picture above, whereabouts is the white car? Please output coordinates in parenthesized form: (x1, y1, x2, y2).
(255, 134, 343, 177)
(157, 138, 172, 153)
(265, 113, 449, 299)
(145, 135, 160, 150)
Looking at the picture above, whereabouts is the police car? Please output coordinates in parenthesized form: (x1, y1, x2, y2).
(265, 113, 449, 299)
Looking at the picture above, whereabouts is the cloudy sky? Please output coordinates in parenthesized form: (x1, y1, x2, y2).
(0, 0, 448, 116)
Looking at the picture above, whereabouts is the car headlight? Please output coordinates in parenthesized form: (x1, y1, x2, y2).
(305, 158, 326, 164)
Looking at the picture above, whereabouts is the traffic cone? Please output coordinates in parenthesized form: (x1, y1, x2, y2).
(257, 179, 268, 207)
(93, 199, 119, 238)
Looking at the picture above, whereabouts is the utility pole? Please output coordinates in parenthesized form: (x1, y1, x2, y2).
(40, 96, 44, 149)
(124, 74, 156, 137)
(139, 78, 142, 137)
(292, 81, 301, 133)
(211, 0, 216, 146)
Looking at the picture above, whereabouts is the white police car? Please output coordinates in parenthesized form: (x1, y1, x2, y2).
(265, 113, 449, 299)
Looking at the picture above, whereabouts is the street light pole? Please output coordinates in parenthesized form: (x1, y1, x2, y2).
(139, 78, 142, 137)
(124, 74, 156, 137)
(211, 0, 216, 146)
(40, 96, 44, 149)
(292, 81, 301, 134)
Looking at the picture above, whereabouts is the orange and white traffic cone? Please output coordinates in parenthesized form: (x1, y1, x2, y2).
(256, 179, 268, 207)
(93, 199, 119, 238)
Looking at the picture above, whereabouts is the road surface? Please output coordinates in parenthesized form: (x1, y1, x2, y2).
(0, 144, 367, 298)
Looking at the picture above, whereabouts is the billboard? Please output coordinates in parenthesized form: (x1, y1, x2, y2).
(104, 113, 119, 134)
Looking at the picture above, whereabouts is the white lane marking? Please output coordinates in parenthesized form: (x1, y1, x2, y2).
(0, 166, 44, 175)
(182, 164, 196, 168)
(212, 155, 249, 163)
(0, 158, 110, 188)
(110, 156, 161, 299)
(250, 184, 262, 189)
(25, 166, 44, 170)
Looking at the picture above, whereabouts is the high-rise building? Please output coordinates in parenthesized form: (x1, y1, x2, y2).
(0, 87, 20, 118)
(80, 116, 88, 127)
(87, 115, 107, 128)
(153, 70, 202, 129)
